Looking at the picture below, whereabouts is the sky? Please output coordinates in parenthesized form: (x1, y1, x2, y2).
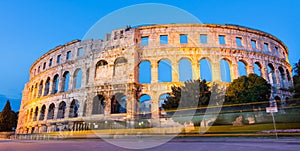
(0, 0, 299, 111)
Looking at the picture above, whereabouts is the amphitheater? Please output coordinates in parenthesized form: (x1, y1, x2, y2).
(16, 24, 293, 134)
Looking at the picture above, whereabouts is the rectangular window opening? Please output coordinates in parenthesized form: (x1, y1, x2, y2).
(251, 40, 256, 49)
(49, 58, 53, 67)
(236, 37, 242, 46)
(180, 34, 188, 44)
(77, 48, 83, 57)
(160, 35, 168, 44)
(43, 62, 46, 70)
(66, 51, 71, 61)
(57, 55, 61, 64)
(219, 35, 226, 45)
(141, 36, 149, 46)
(200, 34, 207, 44)
(264, 43, 269, 52)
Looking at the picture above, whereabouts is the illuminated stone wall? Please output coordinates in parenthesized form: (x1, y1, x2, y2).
(16, 24, 292, 134)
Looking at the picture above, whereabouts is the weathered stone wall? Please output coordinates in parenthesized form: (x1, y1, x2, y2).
(16, 24, 292, 134)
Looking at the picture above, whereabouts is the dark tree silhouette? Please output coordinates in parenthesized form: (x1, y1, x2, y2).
(0, 100, 18, 131)
(225, 73, 271, 104)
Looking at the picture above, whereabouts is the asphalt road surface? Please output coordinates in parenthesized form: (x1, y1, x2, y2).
(1, 138, 300, 151)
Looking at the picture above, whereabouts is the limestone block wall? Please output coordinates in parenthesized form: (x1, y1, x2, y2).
(16, 24, 292, 134)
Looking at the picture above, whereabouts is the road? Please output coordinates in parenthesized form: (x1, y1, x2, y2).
(0, 137, 300, 151)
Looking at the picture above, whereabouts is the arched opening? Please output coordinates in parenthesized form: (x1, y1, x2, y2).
(267, 64, 276, 86)
(29, 108, 33, 122)
(39, 105, 46, 120)
(113, 57, 127, 76)
(220, 59, 231, 82)
(38, 80, 43, 98)
(278, 67, 286, 88)
(52, 74, 59, 94)
(254, 62, 262, 76)
(139, 60, 152, 84)
(74, 69, 82, 89)
(44, 77, 50, 96)
(179, 58, 192, 82)
(92, 95, 105, 114)
(158, 59, 172, 82)
(111, 93, 127, 114)
(82, 100, 87, 117)
(69, 99, 79, 118)
(159, 93, 170, 117)
(139, 94, 151, 118)
(33, 106, 38, 121)
(30, 85, 34, 100)
(200, 58, 212, 82)
(286, 69, 292, 87)
(238, 60, 247, 77)
(95, 60, 108, 79)
(57, 101, 66, 119)
(62, 71, 70, 92)
(34, 83, 38, 98)
(47, 103, 55, 120)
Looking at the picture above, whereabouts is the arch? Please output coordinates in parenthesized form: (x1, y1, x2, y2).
(39, 105, 46, 120)
(238, 60, 247, 77)
(33, 106, 38, 121)
(38, 80, 43, 98)
(179, 58, 192, 82)
(139, 94, 151, 118)
(57, 101, 66, 119)
(44, 77, 50, 96)
(159, 93, 170, 108)
(62, 71, 70, 92)
(111, 93, 127, 114)
(74, 69, 82, 89)
(95, 60, 108, 79)
(199, 58, 212, 82)
(30, 85, 34, 100)
(267, 63, 276, 86)
(278, 66, 286, 88)
(69, 99, 79, 118)
(29, 108, 33, 122)
(286, 69, 291, 81)
(92, 95, 105, 114)
(82, 100, 87, 117)
(34, 83, 38, 98)
(139, 60, 152, 84)
(158, 59, 172, 82)
(220, 59, 231, 82)
(113, 57, 128, 77)
(254, 62, 262, 76)
(47, 103, 55, 120)
(52, 74, 59, 94)
(96, 60, 108, 66)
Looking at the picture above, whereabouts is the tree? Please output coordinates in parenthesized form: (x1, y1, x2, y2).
(162, 79, 211, 125)
(0, 100, 18, 132)
(225, 73, 271, 105)
(163, 79, 211, 110)
(293, 59, 300, 76)
(292, 59, 300, 99)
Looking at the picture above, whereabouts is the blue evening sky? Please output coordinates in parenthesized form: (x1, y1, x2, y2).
(0, 0, 299, 111)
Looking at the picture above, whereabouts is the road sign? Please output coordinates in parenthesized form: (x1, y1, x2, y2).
(266, 107, 278, 113)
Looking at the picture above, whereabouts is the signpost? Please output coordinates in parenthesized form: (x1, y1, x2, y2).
(266, 107, 278, 139)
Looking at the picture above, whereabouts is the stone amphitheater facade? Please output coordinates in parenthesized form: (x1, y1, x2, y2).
(16, 24, 293, 134)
